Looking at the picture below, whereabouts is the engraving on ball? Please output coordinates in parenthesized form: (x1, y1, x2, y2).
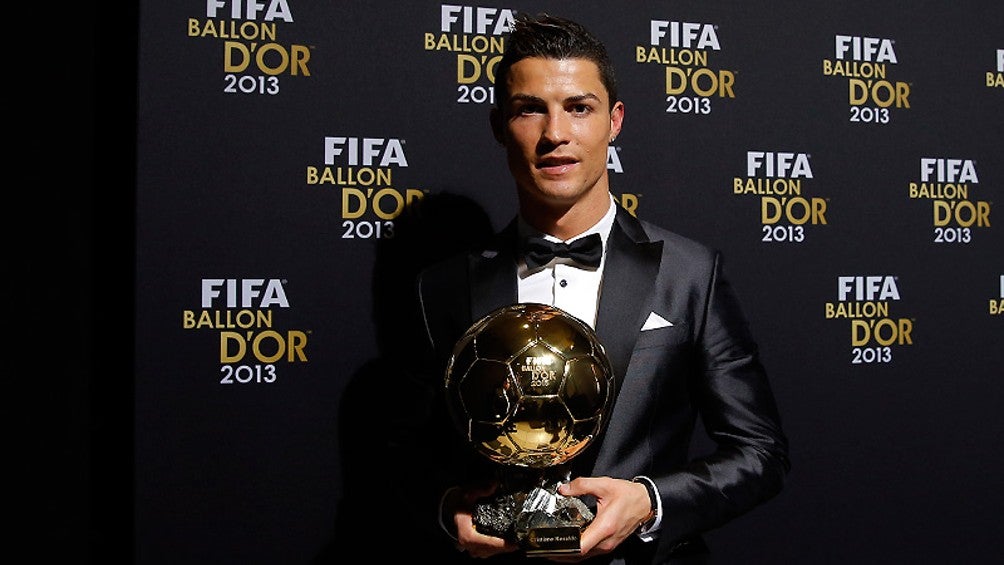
(445, 303, 614, 468)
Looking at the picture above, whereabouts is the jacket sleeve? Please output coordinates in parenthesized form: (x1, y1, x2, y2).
(653, 250, 790, 558)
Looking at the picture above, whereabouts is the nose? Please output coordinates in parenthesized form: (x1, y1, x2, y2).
(541, 110, 571, 145)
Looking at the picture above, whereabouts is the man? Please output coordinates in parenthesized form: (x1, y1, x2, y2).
(411, 13, 789, 564)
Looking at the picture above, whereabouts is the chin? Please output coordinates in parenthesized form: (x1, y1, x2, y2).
(527, 179, 566, 194)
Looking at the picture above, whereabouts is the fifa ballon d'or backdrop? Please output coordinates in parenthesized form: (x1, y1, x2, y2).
(444, 303, 616, 555)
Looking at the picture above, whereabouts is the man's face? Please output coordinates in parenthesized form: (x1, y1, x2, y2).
(492, 57, 624, 209)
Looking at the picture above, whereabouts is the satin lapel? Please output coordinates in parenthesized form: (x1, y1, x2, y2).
(469, 219, 520, 322)
(595, 209, 663, 392)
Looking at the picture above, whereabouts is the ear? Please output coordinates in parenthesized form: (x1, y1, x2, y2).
(489, 107, 505, 145)
(609, 101, 625, 142)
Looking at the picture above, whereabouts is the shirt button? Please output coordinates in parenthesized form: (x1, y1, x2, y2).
(559, 279, 568, 288)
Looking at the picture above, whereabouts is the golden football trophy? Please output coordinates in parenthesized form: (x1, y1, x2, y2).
(444, 303, 615, 555)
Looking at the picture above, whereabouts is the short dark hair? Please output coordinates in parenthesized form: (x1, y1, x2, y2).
(494, 13, 618, 111)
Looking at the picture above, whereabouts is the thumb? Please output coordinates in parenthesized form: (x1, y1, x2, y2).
(558, 476, 595, 497)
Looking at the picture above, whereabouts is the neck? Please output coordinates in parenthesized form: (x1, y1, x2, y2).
(519, 187, 612, 240)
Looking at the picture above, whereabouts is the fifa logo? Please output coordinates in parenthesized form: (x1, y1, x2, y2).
(324, 137, 408, 167)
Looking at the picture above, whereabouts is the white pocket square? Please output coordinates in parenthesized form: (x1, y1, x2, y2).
(641, 312, 673, 331)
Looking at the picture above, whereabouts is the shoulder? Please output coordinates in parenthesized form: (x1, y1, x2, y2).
(417, 250, 471, 297)
(616, 208, 720, 264)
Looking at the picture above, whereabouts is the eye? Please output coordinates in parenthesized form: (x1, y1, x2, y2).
(570, 103, 592, 115)
(518, 103, 546, 115)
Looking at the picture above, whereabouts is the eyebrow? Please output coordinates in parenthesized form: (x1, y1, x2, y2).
(508, 92, 602, 105)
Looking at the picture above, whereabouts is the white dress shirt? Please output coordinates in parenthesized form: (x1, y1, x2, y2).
(516, 195, 617, 329)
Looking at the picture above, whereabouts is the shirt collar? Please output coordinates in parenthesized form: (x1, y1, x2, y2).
(517, 193, 617, 246)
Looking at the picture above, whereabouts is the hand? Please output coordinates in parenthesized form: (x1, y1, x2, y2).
(546, 476, 653, 562)
(445, 482, 520, 559)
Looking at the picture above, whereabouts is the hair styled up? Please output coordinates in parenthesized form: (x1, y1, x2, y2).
(493, 13, 619, 112)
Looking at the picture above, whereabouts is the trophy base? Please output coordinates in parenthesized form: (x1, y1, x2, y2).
(523, 525, 583, 556)
(473, 469, 594, 557)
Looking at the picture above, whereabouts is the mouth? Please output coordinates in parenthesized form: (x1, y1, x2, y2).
(536, 156, 578, 175)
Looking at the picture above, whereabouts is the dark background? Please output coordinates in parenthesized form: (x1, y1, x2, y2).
(32, 2, 1000, 564)
(21, 3, 137, 563)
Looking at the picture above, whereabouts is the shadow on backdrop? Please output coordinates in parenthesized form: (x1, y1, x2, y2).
(314, 192, 495, 563)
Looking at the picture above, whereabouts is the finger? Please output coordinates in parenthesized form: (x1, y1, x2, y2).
(559, 476, 587, 497)
(576, 526, 600, 556)
(459, 528, 516, 559)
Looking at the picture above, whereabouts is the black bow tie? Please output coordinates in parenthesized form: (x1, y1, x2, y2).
(522, 232, 603, 270)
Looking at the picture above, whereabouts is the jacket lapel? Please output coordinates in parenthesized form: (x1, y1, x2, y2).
(595, 208, 663, 392)
(569, 207, 663, 478)
(469, 219, 520, 323)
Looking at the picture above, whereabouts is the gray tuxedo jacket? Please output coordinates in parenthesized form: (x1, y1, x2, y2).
(413, 205, 789, 564)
